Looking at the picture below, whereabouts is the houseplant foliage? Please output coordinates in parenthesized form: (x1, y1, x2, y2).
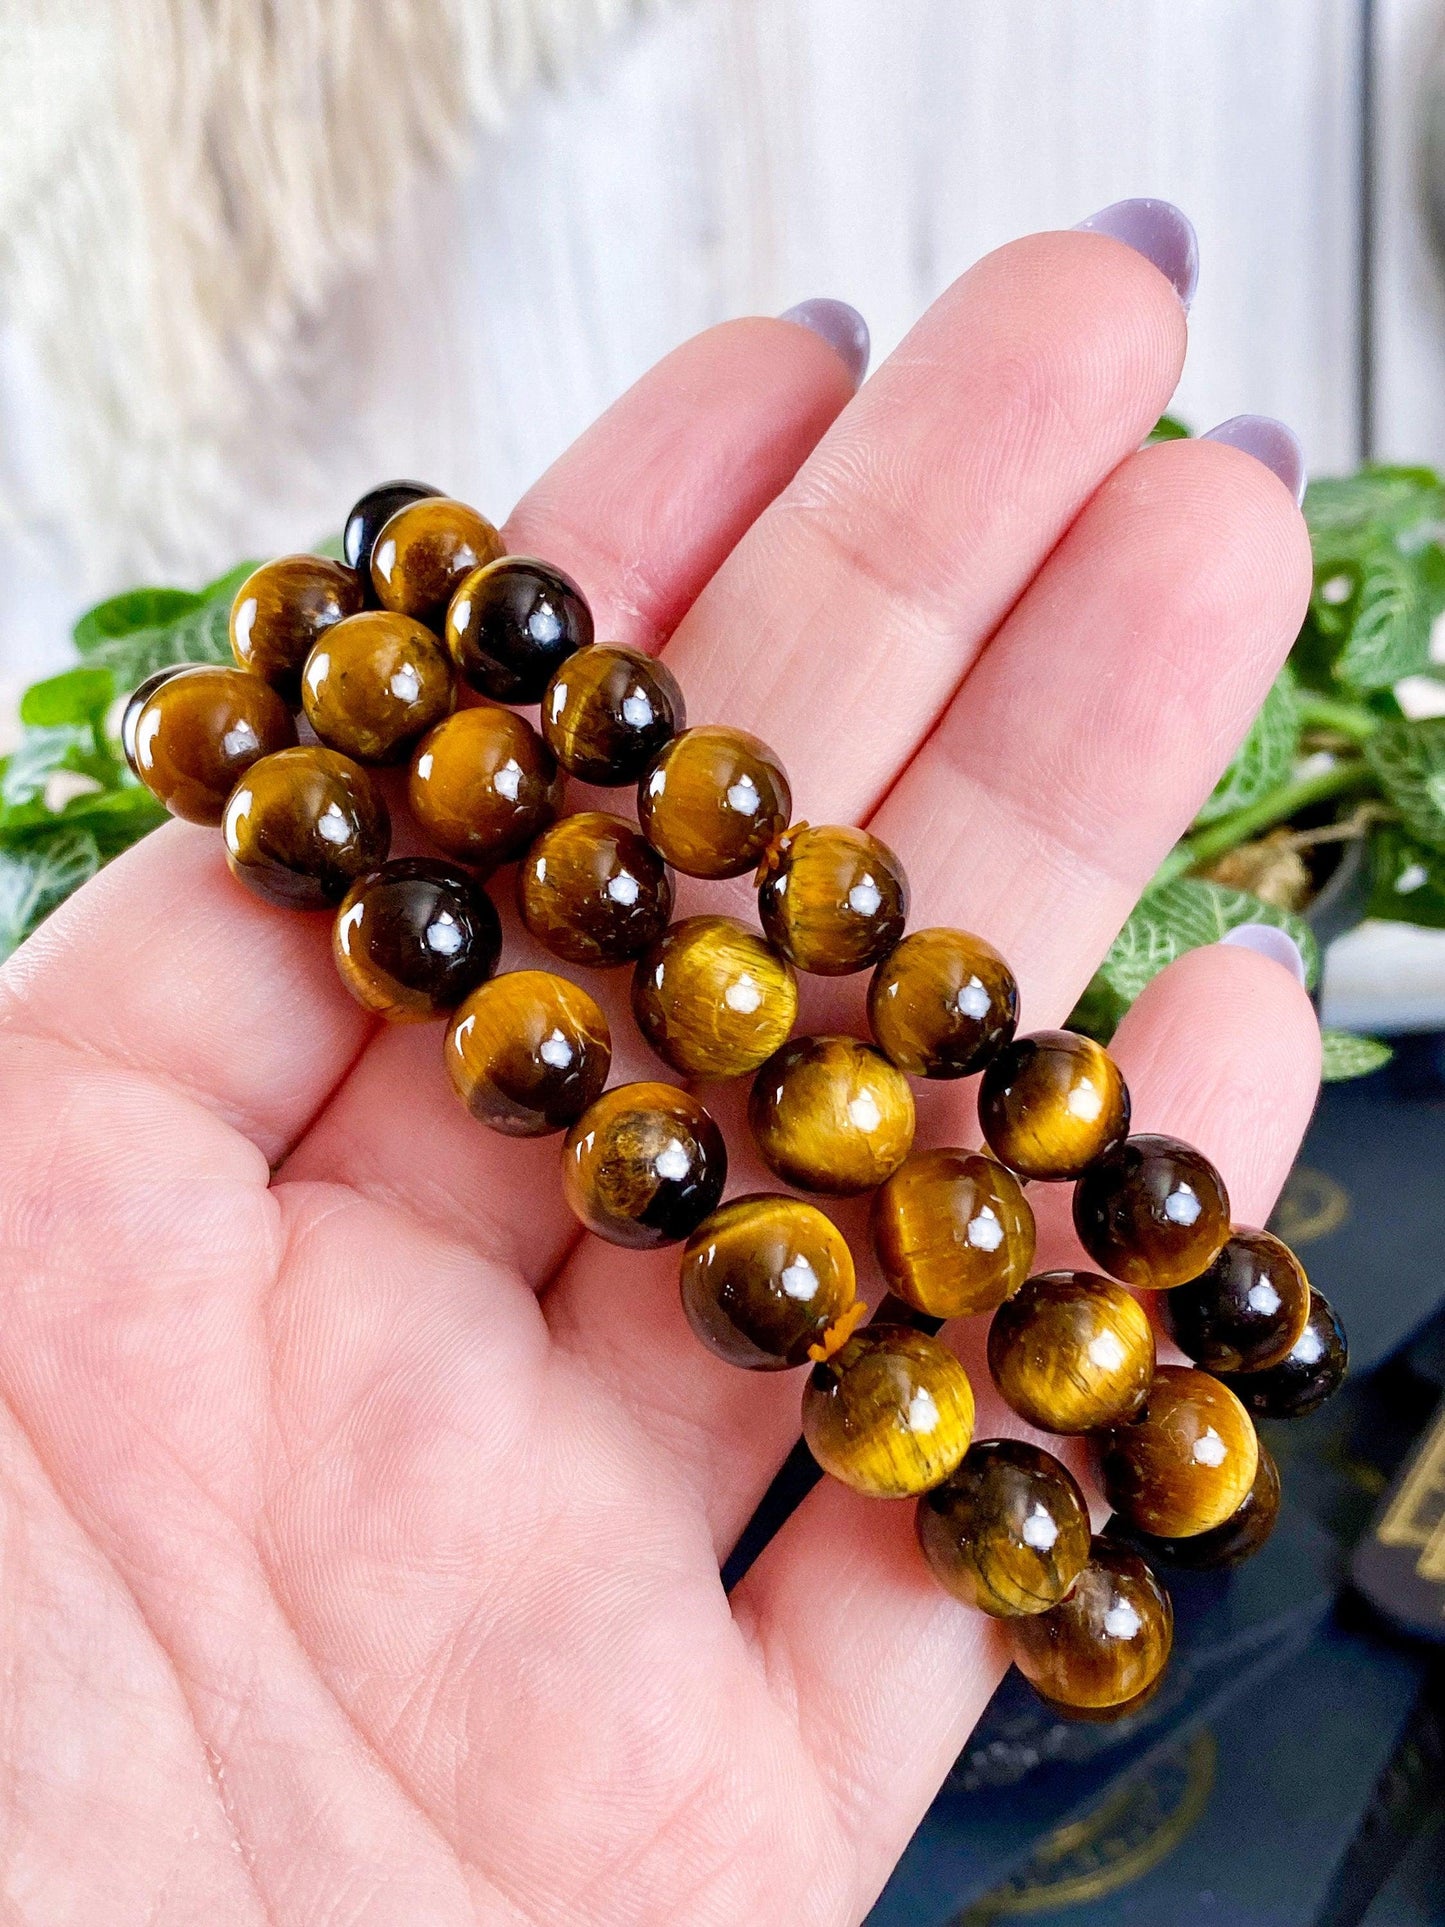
(5, 442, 1444, 1079)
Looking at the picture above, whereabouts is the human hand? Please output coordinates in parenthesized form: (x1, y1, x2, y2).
(0, 205, 1317, 1924)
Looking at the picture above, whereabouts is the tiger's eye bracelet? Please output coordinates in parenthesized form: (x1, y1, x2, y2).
(126, 482, 1348, 1721)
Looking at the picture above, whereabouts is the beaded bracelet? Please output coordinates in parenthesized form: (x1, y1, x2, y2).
(125, 480, 1348, 1722)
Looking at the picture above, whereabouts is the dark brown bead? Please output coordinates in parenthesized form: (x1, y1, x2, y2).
(516, 811, 673, 967)
(343, 480, 440, 592)
(1073, 1134, 1231, 1291)
(638, 725, 791, 879)
(749, 1034, 915, 1196)
(444, 970, 611, 1136)
(1161, 1227, 1310, 1373)
(130, 665, 296, 825)
(1216, 1288, 1348, 1419)
(562, 1082, 727, 1248)
(757, 824, 908, 976)
(978, 1030, 1129, 1181)
(988, 1270, 1155, 1434)
(1010, 1540, 1173, 1711)
(916, 1439, 1092, 1616)
(802, 1325, 975, 1497)
(445, 556, 592, 704)
(333, 859, 500, 1021)
(301, 611, 454, 764)
(1101, 1364, 1259, 1538)
(542, 644, 685, 785)
(632, 915, 798, 1080)
(408, 705, 563, 868)
(230, 554, 363, 697)
(222, 746, 389, 909)
(1109, 1441, 1281, 1572)
(370, 498, 504, 628)
(871, 1148, 1035, 1320)
(868, 926, 1019, 1079)
(121, 667, 186, 777)
(679, 1193, 857, 1370)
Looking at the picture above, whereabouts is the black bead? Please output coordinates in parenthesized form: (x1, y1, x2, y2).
(334, 858, 501, 1020)
(1216, 1289, 1348, 1419)
(446, 557, 593, 704)
(120, 666, 187, 778)
(1104, 1442, 1281, 1571)
(342, 481, 442, 593)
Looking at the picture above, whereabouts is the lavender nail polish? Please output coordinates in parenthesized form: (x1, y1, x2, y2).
(1074, 199, 1199, 310)
(779, 299, 870, 388)
(1220, 922, 1309, 986)
(1202, 416, 1307, 507)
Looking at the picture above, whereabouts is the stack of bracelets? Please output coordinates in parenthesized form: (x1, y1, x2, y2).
(123, 480, 1349, 1723)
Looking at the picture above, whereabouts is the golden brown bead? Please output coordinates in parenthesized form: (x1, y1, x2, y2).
(871, 1148, 1035, 1320)
(445, 556, 592, 704)
(230, 554, 363, 697)
(516, 811, 673, 967)
(631, 915, 798, 1079)
(749, 1034, 915, 1196)
(1217, 1288, 1348, 1419)
(802, 1325, 975, 1498)
(370, 497, 505, 628)
(1101, 1364, 1259, 1538)
(680, 1193, 858, 1370)
(1009, 1540, 1173, 1711)
(1111, 1441, 1281, 1572)
(1161, 1227, 1310, 1374)
(1073, 1133, 1231, 1291)
(301, 611, 454, 764)
(408, 705, 563, 867)
(916, 1439, 1092, 1616)
(978, 1030, 1130, 1181)
(222, 746, 389, 909)
(333, 859, 501, 1021)
(444, 969, 611, 1137)
(637, 725, 791, 879)
(757, 824, 908, 976)
(987, 1270, 1155, 1435)
(562, 1082, 727, 1249)
(131, 665, 296, 825)
(867, 926, 1019, 1079)
(542, 644, 685, 785)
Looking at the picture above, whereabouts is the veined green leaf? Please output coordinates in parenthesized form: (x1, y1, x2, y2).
(1303, 464, 1445, 540)
(1195, 662, 1301, 824)
(1364, 717, 1445, 852)
(73, 587, 202, 654)
(1320, 1029, 1393, 1081)
(19, 665, 116, 729)
(1147, 415, 1191, 443)
(1367, 824, 1445, 926)
(0, 829, 102, 960)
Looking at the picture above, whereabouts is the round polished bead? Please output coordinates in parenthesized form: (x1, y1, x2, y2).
(631, 915, 798, 1079)
(332, 859, 500, 1021)
(867, 926, 1019, 1079)
(1101, 1364, 1259, 1538)
(408, 705, 563, 868)
(542, 644, 685, 785)
(749, 1034, 915, 1196)
(445, 556, 592, 704)
(516, 811, 672, 967)
(757, 824, 908, 976)
(679, 1193, 857, 1371)
(802, 1325, 975, 1498)
(444, 970, 611, 1137)
(987, 1270, 1155, 1435)
(370, 497, 505, 628)
(978, 1030, 1130, 1181)
(637, 725, 791, 879)
(562, 1082, 727, 1249)
(121, 666, 186, 777)
(222, 746, 389, 909)
(343, 480, 440, 588)
(1161, 1227, 1310, 1374)
(301, 611, 454, 764)
(1073, 1134, 1231, 1291)
(130, 664, 296, 825)
(230, 554, 363, 698)
(1009, 1541, 1173, 1711)
(1217, 1288, 1348, 1419)
(916, 1439, 1092, 1617)
(871, 1148, 1035, 1320)
(1110, 1441, 1281, 1573)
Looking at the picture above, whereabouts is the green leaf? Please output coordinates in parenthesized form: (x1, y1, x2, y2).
(1367, 823, 1445, 926)
(1320, 1029, 1393, 1081)
(19, 665, 116, 729)
(0, 828, 102, 961)
(1308, 538, 1442, 691)
(1195, 663, 1301, 824)
(1364, 717, 1445, 851)
(83, 593, 235, 688)
(1303, 464, 1444, 540)
(73, 587, 202, 654)
(1147, 415, 1191, 443)
(0, 725, 108, 809)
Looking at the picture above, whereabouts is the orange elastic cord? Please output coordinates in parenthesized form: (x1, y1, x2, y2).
(754, 821, 807, 889)
(806, 1294, 868, 1365)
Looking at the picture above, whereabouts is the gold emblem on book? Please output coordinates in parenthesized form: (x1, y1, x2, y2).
(1377, 1408, 1445, 1591)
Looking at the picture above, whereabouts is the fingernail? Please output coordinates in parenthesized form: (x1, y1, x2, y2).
(1074, 198, 1199, 310)
(1201, 415, 1307, 507)
(778, 299, 870, 387)
(1220, 922, 1308, 986)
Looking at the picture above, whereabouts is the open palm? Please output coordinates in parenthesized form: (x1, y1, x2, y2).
(0, 221, 1320, 1925)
